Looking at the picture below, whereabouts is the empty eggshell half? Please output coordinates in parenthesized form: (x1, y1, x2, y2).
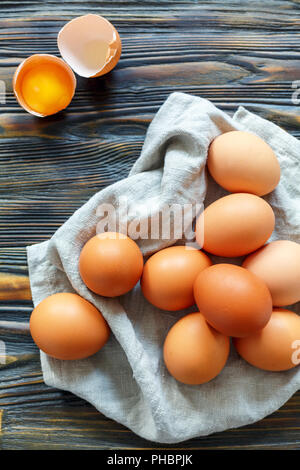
(57, 14, 122, 78)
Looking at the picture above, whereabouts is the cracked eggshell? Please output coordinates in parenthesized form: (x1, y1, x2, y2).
(13, 54, 76, 117)
(57, 14, 122, 78)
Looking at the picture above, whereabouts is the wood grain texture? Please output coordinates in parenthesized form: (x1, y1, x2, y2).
(0, 273, 31, 300)
(0, 0, 299, 450)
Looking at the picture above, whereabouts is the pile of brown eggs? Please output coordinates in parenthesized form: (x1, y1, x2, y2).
(30, 131, 300, 385)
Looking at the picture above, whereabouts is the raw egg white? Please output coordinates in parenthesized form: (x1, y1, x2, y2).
(163, 312, 230, 385)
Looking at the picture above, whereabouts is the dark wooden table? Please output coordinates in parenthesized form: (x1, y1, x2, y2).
(0, 0, 299, 450)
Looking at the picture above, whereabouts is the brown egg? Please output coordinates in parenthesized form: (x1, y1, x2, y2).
(79, 232, 143, 297)
(163, 312, 230, 385)
(233, 309, 300, 371)
(194, 264, 272, 338)
(57, 14, 122, 78)
(196, 193, 275, 257)
(141, 246, 212, 311)
(30, 293, 110, 360)
(243, 240, 300, 307)
(207, 131, 280, 196)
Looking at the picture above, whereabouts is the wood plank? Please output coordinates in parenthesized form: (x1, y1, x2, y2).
(0, 394, 299, 449)
(0, 273, 31, 301)
(0, 1, 299, 32)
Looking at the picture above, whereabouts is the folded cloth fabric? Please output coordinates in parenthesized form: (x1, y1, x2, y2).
(27, 92, 300, 444)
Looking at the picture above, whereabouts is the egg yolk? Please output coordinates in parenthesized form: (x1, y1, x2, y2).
(21, 63, 73, 115)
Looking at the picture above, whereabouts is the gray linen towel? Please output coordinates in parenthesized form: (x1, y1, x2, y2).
(27, 92, 300, 443)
